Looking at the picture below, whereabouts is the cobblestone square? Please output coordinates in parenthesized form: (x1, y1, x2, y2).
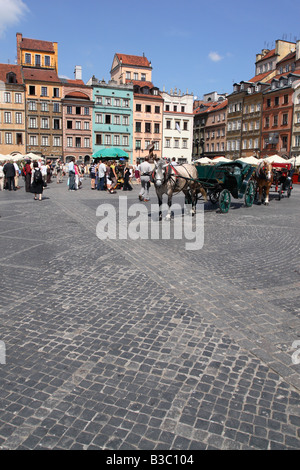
(0, 177, 299, 450)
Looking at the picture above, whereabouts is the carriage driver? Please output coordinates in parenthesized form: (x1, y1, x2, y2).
(138, 156, 152, 202)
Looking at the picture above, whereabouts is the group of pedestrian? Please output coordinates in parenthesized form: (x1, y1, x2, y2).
(87, 160, 133, 194)
(0, 159, 24, 191)
(67, 157, 85, 191)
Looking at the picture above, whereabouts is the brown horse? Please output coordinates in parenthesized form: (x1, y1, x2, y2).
(255, 160, 273, 205)
(153, 159, 207, 220)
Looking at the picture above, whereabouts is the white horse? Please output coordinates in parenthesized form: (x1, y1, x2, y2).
(153, 159, 207, 220)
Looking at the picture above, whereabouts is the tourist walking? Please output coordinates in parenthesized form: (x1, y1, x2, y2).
(68, 157, 76, 191)
(89, 161, 96, 189)
(97, 159, 106, 191)
(23, 160, 32, 192)
(0, 162, 4, 191)
(139, 157, 152, 202)
(123, 164, 133, 191)
(31, 162, 44, 201)
(3, 160, 16, 191)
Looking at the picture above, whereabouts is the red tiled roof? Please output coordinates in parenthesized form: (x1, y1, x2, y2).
(64, 79, 85, 86)
(0, 64, 23, 84)
(64, 91, 90, 100)
(20, 37, 55, 53)
(127, 79, 155, 88)
(256, 49, 276, 63)
(22, 67, 60, 83)
(116, 53, 151, 68)
(248, 71, 272, 83)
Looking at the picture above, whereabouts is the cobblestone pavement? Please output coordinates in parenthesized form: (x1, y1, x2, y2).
(0, 176, 299, 450)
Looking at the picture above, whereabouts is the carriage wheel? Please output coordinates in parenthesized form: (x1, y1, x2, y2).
(219, 189, 231, 213)
(244, 181, 255, 207)
(209, 191, 219, 205)
(278, 184, 283, 200)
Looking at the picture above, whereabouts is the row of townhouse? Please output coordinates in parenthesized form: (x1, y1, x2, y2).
(0, 33, 194, 164)
(193, 39, 300, 161)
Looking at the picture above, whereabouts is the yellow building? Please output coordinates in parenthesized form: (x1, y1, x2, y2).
(0, 64, 26, 155)
(16, 33, 58, 73)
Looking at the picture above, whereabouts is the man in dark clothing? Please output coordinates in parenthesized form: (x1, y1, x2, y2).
(3, 161, 16, 191)
(23, 160, 32, 192)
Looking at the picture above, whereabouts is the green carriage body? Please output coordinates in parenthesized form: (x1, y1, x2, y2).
(195, 160, 255, 212)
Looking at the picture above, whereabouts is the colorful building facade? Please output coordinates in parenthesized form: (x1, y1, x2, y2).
(87, 76, 133, 162)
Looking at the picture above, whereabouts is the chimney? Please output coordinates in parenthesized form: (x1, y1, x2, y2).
(296, 40, 300, 61)
(16, 32, 22, 65)
(74, 65, 82, 80)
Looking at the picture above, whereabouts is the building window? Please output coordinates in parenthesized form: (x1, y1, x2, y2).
(84, 121, 89, 130)
(41, 102, 48, 112)
(114, 115, 120, 125)
(29, 117, 37, 129)
(5, 132, 12, 144)
(16, 133, 23, 145)
(295, 135, 300, 147)
(96, 96, 102, 105)
(96, 134, 102, 145)
(75, 137, 81, 148)
(123, 135, 128, 146)
(53, 102, 60, 113)
(53, 88, 59, 98)
(283, 94, 289, 105)
(41, 86, 48, 97)
(41, 118, 49, 129)
(53, 136, 61, 146)
(25, 53, 31, 64)
(4, 92, 11, 102)
(145, 140, 150, 150)
(75, 121, 81, 130)
(84, 107, 89, 115)
(84, 138, 90, 148)
(135, 140, 141, 149)
(105, 97, 111, 106)
(15, 112, 22, 124)
(67, 121, 72, 129)
(145, 122, 151, 133)
(76, 107, 81, 115)
(273, 115, 278, 126)
(136, 104, 141, 112)
(182, 140, 187, 149)
(35, 54, 41, 66)
(114, 98, 120, 107)
(29, 135, 37, 146)
(53, 119, 60, 130)
(165, 138, 170, 148)
(44, 55, 50, 66)
(154, 123, 160, 134)
(105, 115, 111, 124)
(15, 93, 22, 103)
(28, 101, 36, 111)
(67, 106, 72, 114)
(135, 122, 141, 132)
(123, 99, 129, 107)
(174, 139, 179, 148)
(67, 137, 73, 147)
(282, 114, 288, 125)
(145, 105, 151, 113)
(95, 114, 102, 124)
(4, 112, 11, 123)
(114, 135, 120, 146)
(29, 86, 35, 96)
(42, 136, 49, 146)
(123, 115, 129, 125)
(134, 73, 138, 80)
(155, 106, 160, 114)
(141, 73, 146, 81)
(166, 120, 171, 129)
(126, 72, 131, 79)
(105, 135, 111, 145)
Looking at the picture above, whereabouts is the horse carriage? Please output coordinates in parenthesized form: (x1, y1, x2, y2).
(194, 160, 255, 213)
(271, 162, 293, 200)
(152, 158, 255, 218)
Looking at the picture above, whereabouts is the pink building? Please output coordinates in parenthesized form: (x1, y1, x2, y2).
(61, 68, 94, 162)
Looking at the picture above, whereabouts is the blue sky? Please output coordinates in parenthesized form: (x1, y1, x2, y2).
(0, 0, 300, 99)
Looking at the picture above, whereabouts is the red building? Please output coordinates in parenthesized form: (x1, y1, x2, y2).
(261, 73, 300, 157)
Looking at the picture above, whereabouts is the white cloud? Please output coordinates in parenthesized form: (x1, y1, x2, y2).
(208, 51, 223, 62)
(0, 0, 29, 38)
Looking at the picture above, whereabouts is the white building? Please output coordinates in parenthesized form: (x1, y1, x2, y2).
(161, 88, 194, 163)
